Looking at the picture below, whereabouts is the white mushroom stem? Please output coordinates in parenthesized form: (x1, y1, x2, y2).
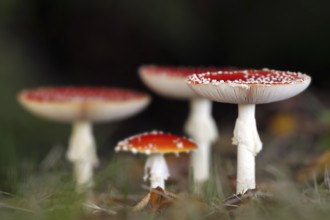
(144, 153, 170, 189)
(232, 104, 262, 194)
(191, 141, 210, 183)
(184, 98, 218, 183)
(66, 120, 99, 190)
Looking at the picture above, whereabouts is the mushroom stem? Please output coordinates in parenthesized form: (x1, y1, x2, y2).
(191, 141, 211, 183)
(67, 120, 99, 190)
(233, 104, 262, 194)
(184, 98, 218, 183)
(144, 153, 169, 189)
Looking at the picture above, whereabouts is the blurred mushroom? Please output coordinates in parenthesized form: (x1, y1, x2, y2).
(187, 69, 311, 194)
(139, 65, 236, 185)
(115, 131, 197, 189)
(18, 86, 150, 190)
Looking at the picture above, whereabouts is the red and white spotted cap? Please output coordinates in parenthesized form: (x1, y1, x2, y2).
(187, 69, 311, 104)
(139, 65, 238, 100)
(115, 130, 197, 154)
(17, 86, 151, 122)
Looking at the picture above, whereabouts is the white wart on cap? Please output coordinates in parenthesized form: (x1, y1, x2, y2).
(187, 69, 311, 104)
(18, 86, 151, 122)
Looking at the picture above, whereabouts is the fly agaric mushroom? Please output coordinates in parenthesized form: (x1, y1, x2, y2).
(187, 69, 311, 194)
(17, 86, 151, 190)
(139, 65, 236, 185)
(115, 131, 197, 189)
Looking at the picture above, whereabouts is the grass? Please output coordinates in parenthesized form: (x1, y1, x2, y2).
(1, 151, 330, 220)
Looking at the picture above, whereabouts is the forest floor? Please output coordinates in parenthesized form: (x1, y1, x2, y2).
(1, 90, 330, 220)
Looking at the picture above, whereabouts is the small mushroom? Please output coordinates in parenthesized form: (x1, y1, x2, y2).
(115, 131, 197, 190)
(18, 86, 150, 190)
(187, 69, 311, 194)
(139, 65, 236, 185)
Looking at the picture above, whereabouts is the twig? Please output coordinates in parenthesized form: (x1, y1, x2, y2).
(83, 202, 117, 215)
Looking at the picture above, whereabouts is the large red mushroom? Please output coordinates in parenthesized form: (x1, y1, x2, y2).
(187, 69, 311, 194)
(18, 86, 151, 190)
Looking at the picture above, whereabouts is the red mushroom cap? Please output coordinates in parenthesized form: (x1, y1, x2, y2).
(139, 65, 238, 99)
(187, 69, 311, 104)
(18, 86, 151, 122)
(115, 131, 197, 154)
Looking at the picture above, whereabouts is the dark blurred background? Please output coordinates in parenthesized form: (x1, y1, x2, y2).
(1, 0, 330, 192)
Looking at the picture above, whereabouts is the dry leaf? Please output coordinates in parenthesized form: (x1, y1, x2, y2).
(268, 112, 297, 137)
(133, 187, 178, 212)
